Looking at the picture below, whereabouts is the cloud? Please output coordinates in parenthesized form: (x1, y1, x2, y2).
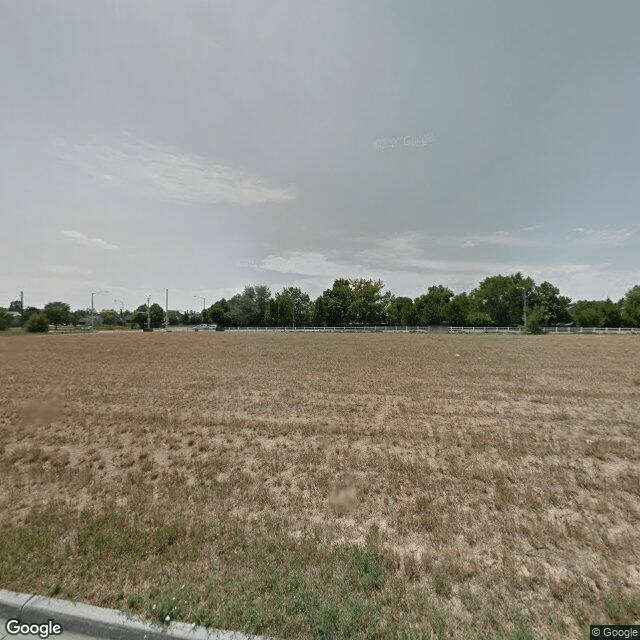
(61, 230, 120, 251)
(354, 234, 512, 274)
(360, 229, 543, 253)
(260, 251, 358, 277)
(460, 231, 514, 248)
(44, 264, 94, 277)
(257, 234, 640, 302)
(571, 227, 633, 244)
(55, 137, 297, 206)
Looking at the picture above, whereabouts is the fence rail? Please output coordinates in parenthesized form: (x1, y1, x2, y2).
(216, 325, 639, 334)
(44, 325, 640, 334)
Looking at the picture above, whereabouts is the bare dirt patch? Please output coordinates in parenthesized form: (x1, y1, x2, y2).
(1, 332, 639, 638)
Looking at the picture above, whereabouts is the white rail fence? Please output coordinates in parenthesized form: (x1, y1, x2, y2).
(214, 325, 639, 334)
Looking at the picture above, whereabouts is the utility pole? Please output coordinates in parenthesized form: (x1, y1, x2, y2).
(91, 290, 108, 330)
(20, 291, 23, 317)
(165, 288, 169, 330)
(114, 298, 125, 328)
(194, 295, 205, 323)
(523, 289, 528, 328)
(147, 295, 151, 330)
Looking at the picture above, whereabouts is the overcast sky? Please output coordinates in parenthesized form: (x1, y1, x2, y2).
(2, 1, 639, 311)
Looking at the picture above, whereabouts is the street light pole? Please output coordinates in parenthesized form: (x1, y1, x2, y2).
(91, 290, 108, 330)
(165, 288, 169, 330)
(114, 298, 125, 328)
(194, 295, 205, 323)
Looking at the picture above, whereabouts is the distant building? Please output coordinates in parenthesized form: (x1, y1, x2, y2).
(78, 314, 104, 326)
(8, 311, 22, 327)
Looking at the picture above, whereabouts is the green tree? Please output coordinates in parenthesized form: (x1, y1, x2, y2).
(0, 308, 11, 330)
(386, 296, 416, 326)
(275, 287, 311, 326)
(599, 299, 622, 327)
(447, 293, 471, 326)
(23, 306, 40, 321)
(133, 303, 165, 328)
(525, 305, 550, 334)
(264, 299, 278, 326)
(471, 273, 535, 325)
(207, 299, 230, 325)
(465, 311, 495, 327)
(621, 285, 640, 326)
(70, 310, 86, 326)
(43, 301, 71, 330)
(310, 295, 327, 326)
(229, 285, 272, 326)
(133, 305, 149, 328)
(414, 285, 454, 325)
(225, 294, 244, 326)
(102, 309, 118, 326)
(322, 279, 354, 326)
(347, 279, 390, 324)
(254, 285, 272, 326)
(533, 281, 571, 325)
(571, 301, 605, 327)
(149, 303, 165, 328)
(25, 313, 49, 332)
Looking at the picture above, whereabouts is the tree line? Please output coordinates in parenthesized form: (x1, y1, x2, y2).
(2, 273, 640, 332)
(202, 275, 640, 332)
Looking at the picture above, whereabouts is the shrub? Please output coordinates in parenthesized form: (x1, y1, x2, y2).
(465, 312, 495, 327)
(0, 308, 11, 331)
(25, 313, 50, 333)
(525, 305, 549, 334)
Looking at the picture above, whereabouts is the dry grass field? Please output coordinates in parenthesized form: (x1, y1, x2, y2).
(1, 332, 639, 639)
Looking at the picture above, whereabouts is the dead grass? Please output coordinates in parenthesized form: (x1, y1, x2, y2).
(0, 332, 639, 639)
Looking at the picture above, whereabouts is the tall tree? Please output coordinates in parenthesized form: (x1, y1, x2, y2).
(254, 285, 272, 325)
(414, 285, 454, 325)
(264, 299, 278, 326)
(207, 299, 230, 325)
(471, 273, 535, 325)
(149, 303, 165, 328)
(322, 279, 354, 326)
(599, 299, 622, 327)
(310, 295, 327, 326)
(43, 301, 71, 330)
(386, 297, 416, 326)
(0, 308, 11, 330)
(347, 279, 390, 324)
(570, 301, 605, 327)
(447, 293, 471, 326)
(621, 285, 640, 326)
(101, 309, 118, 326)
(532, 281, 572, 325)
(133, 305, 148, 328)
(275, 287, 311, 326)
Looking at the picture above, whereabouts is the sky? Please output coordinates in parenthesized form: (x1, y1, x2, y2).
(1, 0, 639, 312)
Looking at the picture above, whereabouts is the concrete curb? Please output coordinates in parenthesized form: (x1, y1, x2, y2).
(0, 590, 273, 640)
